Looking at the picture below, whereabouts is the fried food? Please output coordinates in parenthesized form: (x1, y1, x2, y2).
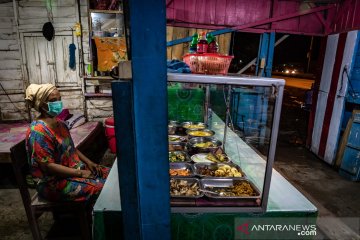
(214, 165, 242, 177)
(169, 169, 190, 176)
(206, 153, 228, 163)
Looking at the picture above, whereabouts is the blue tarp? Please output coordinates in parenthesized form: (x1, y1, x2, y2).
(167, 60, 191, 73)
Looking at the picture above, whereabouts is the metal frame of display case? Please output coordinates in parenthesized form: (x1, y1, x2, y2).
(167, 73, 285, 213)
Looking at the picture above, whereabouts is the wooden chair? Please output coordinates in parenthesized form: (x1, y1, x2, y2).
(10, 140, 91, 240)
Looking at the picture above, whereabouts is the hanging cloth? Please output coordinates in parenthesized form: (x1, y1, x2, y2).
(43, 0, 55, 41)
(69, 44, 76, 70)
(69, 28, 76, 70)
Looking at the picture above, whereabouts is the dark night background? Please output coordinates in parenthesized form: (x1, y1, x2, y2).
(228, 32, 321, 76)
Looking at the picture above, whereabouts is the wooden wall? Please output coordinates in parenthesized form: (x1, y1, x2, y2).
(0, 1, 26, 121)
(0, 0, 114, 121)
(166, 26, 231, 60)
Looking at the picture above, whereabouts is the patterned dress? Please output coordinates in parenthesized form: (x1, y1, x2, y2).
(26, 120, 109, 203)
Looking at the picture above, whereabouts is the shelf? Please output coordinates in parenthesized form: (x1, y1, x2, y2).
(89, 9, 123, 14)
(85, 93, 112, 98)
(91, 37, 122, 39)
(83, 76, 115, 80)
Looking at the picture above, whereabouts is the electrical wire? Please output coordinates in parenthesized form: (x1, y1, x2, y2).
(222, 85, 242, 164)
(0, 82, 28, 121)
(230, 30, 236, 56)
(88, 99, 114, 111)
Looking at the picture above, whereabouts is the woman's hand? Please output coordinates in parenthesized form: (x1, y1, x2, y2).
(80, 169, 95, 179)
(87, 162, 103, 178)
(76, 149, 103, 177)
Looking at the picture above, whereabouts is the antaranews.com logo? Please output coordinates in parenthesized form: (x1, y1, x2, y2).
(235, 218, 317, 239)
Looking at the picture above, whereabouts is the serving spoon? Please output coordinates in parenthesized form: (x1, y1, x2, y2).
(199, 189, 225, 196)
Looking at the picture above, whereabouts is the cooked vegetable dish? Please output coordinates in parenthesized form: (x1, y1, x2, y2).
(211, 181, 257, 197)
(194, 142, 217, 148)
(169, 152, 187, 162)
(170, 179, 200, 197)
(188, 130, 213, 137)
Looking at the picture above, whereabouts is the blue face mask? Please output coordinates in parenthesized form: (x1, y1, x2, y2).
(47, 101, 63, 117)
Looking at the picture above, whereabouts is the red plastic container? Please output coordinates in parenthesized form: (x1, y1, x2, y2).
(183, 53, 233, 75)
(105, 117, 116, 153)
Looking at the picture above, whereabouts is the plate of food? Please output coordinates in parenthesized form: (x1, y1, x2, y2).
(190, 151, 229, 163)
(191, 153, 214, 163)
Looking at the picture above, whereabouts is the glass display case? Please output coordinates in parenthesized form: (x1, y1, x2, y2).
(93, 73, 317, 240)
(167, 73, 285, 212)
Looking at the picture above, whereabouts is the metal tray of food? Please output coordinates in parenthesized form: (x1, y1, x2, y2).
(199, 178, 260, 199)
(186, 129, 215, 138)
(170, 177, 204, 198)
(191, 152, 230, 163)
(187, 137, 222, 154)
(169, 142, 186, 151)
(169, 151, 191, 163)
(193, 163, 245, 178)
(168, 135, 187, 143)
(169, 162, 195, 177)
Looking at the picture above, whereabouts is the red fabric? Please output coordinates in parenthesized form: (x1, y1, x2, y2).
(105, 117, 116, 153)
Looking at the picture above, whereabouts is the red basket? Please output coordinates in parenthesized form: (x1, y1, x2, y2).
(183, 53, 234, 75)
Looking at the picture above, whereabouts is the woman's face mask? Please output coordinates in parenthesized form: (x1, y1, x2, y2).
(47, 100, 63, 116)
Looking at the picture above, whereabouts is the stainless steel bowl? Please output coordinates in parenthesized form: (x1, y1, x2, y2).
(181, 121, 207, 130)
(187, 137, 222, 154)
(168, 135, 187, 143)
(186, 129, 215, 138)
(168, 120, 180, 135)
(169, 142, 186, 151)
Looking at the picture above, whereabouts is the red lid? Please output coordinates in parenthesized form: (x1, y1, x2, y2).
(105, 117, 115, 126)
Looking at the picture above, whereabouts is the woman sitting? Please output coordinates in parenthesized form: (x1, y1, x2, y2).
(25, 83, 109, 204)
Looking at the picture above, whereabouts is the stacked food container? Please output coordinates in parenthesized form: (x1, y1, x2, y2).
(168, 120, 261, 207)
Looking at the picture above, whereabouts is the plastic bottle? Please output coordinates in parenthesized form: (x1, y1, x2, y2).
(74, 22, 82, 37)
(197, 32, 208, 54)
(207, 33, 219, 53)
(189, 33, 198, 53)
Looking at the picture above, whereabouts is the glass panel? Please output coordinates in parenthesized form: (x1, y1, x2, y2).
(91, 13, 124, 37)
(168, 79, 276, 210)
(209, 84, 275, 207)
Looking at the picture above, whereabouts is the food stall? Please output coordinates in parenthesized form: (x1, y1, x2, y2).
(93, 73, 317, 240)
